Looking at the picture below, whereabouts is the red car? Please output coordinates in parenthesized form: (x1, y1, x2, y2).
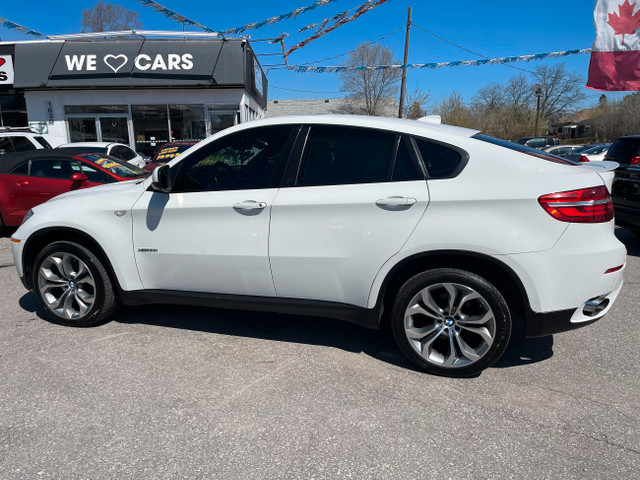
(144, 141, 197, 172)
(0, 150, 147, 229)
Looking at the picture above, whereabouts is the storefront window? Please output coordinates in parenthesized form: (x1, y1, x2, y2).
(65, 105, 129, 114)
(132, 105, 170, 158)
(169, 105, 206, 142)
(0, 94, 28, 127)
(210, 112, 236, 134)
(68, 117, 98, 142)
(99, 117, 130, 144)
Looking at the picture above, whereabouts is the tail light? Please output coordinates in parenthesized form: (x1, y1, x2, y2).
(579, 155, 590, 162)
(631, 156, 640, 166)
(538, 186, 613, 223)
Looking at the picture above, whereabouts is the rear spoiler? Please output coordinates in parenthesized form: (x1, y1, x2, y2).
(577, 161, 619, 172)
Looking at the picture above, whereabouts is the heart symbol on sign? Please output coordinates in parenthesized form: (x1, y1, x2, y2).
(0, 59, 5, 68)
(103, 54, 128, 73)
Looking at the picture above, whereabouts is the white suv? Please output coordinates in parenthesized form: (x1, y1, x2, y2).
(0, 127, 52, 154)
(11, 115, 626, 376)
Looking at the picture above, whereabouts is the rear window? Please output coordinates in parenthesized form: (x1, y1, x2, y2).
(474, 134, 575, 165)
(606, 138, 640, 165)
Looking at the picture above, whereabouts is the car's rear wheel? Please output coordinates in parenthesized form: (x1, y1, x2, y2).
(33, 241, 119, 327)
(391, 268, 511, 377)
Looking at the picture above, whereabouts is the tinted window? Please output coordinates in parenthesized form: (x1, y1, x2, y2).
(392, 137, 423, 181)
(474, 134, 575, 165)
(298, 126, 395, 186)
(606, 138, 640, 165)
(35, 136, 52, 148)
(30, 158, 77, 179)
(110, 145, 137, 161)
(414, 138, 463, 178)
(80, 163, 107, 183)
(174, 125, 294, 192)
(9, 161, 29, 175)
(0, 137, 15, 153)
(12, 136, 36, 152)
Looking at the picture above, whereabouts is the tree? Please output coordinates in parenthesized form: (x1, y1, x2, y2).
(80, 1, 142, 32)
(339, 43, 401, 116)
(404, 87, 431, 119)
(533, 64, 586, 122)
(435, 91, 473, 128)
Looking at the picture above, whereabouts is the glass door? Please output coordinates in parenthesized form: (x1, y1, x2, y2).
(99, 117, 130, 144)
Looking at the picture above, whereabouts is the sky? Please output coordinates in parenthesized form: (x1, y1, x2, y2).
(0, 0, 632, 110)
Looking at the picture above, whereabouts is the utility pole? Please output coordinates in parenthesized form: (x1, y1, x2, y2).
(398, 6, 412, 118)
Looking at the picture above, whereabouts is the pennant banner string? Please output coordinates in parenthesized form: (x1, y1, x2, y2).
(137, 0, 339, 35)
(287, 48, 593, 72)
(287, 0, 391, 56)
(137, 0, 216, 32)
(0, 17, 44, 37)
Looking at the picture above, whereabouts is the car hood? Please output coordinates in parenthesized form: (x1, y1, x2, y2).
(46, 178, 147, 204)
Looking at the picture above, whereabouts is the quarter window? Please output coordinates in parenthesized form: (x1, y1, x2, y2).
(298, 126, 396, 186)
(414, 138, 463, 179)
(174, 125, 295, 192)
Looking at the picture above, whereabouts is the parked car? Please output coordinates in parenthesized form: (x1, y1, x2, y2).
(564, 144, 611, 163)
(56, 142, 146, 168)
(143, 141, 197, 172)
(12, 115, 625, 377)
(0, 149, 147, 230)
(514, 136, 559, 149)
(541, 145, 586, 157)
(606, 136, 640, 235)
(0, 127, 52, 154)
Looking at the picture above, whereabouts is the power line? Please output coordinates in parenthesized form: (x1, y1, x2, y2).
(410, 22, 538, 76)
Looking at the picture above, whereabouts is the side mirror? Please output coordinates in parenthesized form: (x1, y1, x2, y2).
(151, 164, 172, 193)
(70, 172, 88, 183)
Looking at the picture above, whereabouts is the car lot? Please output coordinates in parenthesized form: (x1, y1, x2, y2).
(0, 229, 639, 479)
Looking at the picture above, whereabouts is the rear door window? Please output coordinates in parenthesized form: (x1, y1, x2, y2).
(298, 126, 395, 186)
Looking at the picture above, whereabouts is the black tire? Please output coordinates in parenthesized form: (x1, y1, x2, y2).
(32, 241, 119, 327)
(390, 268, 511, 377)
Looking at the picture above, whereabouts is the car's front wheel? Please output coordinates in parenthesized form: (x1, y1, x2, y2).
(33, 241, 119, 327)
(391, 268, 511, 377)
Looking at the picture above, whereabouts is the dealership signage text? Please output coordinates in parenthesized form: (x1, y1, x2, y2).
(64, 53, 194, 73)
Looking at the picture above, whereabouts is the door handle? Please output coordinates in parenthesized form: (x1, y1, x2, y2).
(233, 200, 268, 211)
(375, 196, 417, 207)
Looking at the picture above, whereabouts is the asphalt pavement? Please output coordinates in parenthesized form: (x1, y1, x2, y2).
(0, 228, 638, 479)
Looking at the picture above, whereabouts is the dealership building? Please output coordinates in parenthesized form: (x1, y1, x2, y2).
(0, 32, 267, 156)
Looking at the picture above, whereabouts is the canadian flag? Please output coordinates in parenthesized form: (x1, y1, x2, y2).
(587, 0, 640, 90)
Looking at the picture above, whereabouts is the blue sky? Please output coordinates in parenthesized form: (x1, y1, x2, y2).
(0, 0, 631, 109)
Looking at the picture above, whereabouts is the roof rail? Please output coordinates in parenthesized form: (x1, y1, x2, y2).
(0, 126, 35, 133)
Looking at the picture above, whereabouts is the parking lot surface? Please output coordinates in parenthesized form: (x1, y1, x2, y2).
(0, 229, 639, 479)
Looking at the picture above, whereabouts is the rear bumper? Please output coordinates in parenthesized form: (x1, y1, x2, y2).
(525, 283, 623, 337)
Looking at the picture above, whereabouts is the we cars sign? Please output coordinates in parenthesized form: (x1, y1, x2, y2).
(0, 55, 14, 84)
(63, 53, 195, 73)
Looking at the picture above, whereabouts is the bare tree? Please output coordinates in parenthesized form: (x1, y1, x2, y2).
(534, 64, 586, 122)
(404, 87, 431, 119)
(339, 43, 401, 116)
(80, 0, 142, 32)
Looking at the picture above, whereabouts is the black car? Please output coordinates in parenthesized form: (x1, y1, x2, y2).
(606, 136, 640, 235)
(514, 136, 560, 149)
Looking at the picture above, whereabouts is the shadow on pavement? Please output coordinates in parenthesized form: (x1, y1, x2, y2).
(615, 227, 639, 257)
(19, 291, 553, 375)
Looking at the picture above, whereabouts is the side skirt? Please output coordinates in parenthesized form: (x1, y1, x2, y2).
(119, 289, 382, 330)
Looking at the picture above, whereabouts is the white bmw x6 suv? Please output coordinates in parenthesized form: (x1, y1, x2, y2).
(12, 115, 626, 377)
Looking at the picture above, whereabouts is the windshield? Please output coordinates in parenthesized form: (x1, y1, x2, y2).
(81, 154, 147, 178)
(583, 145, 610, 155)
(473, 134, 575, 165)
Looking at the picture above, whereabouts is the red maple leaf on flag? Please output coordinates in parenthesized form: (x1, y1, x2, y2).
(608, 0, 640, 45)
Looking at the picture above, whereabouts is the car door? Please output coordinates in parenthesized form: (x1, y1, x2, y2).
(269, 125, 430, 308)
(131, 124, 298, 295)
(13, 157, 86, 217)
